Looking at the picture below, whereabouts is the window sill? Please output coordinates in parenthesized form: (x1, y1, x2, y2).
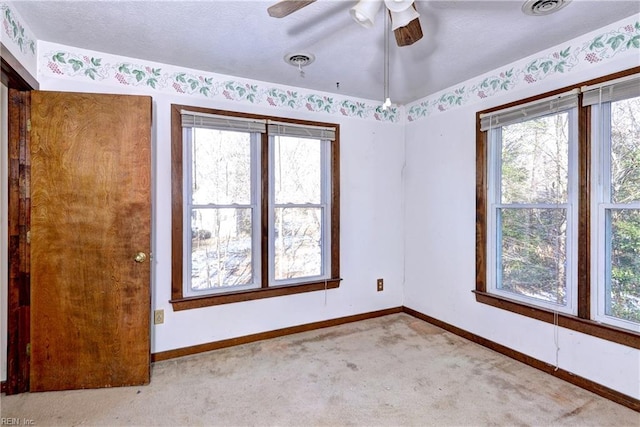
(473, 290, 640, 349)
(170, 278, 342, 311)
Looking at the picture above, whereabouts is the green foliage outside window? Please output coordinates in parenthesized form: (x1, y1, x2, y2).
(498, 113, 570, 307)
(607, 98, 640, 323)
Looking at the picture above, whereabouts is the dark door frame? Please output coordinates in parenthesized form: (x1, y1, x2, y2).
(1, 44, 37, 394)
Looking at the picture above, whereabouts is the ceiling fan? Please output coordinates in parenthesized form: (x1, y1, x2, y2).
(268, 0, 423, 47)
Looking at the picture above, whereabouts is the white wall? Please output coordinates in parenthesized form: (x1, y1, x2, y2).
(403, 38, 640, 399)
(35, 74, 406, 354)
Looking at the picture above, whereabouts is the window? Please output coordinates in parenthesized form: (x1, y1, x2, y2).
(184, 115, 261, 296)
(476, 68, 640, 343)
(269, 125, 332, 285)
(586, 75, 640, 331)
(171, 106, 340, 310)
(483, 92, 579, 314)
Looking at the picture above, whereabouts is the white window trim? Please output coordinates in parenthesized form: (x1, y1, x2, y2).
(267, 134, 332, 286)
(590, 101, 640, 332)
(487, 108, 579, 315)
(182, 127, 262, 297)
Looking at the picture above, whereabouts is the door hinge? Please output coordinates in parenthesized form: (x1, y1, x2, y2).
(26, 119, 31, 132)
(26, 230, 31, 244)
(26, 343, 30, 357)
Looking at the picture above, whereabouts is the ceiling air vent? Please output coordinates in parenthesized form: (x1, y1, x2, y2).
(284, 52, 315, 78)
(284, 53, 315, 67)
(522, 0, 571, 16)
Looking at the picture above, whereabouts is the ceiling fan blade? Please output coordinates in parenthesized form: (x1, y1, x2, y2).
(267, 0, 317, 18)
(394, 17, 423, 47)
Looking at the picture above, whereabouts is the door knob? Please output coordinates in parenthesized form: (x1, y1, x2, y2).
(134, 252, 147, 263)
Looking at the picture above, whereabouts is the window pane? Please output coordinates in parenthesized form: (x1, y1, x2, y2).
(191, 208, 253, 290)
(192, 128, 251, 205)
(274, 207, 322, 280)
(499, 208, 567, 305)
(606, 209, 640, 323)
(274, 136, 321, 204)
(501, 113, 569, 204)
(610, 97, 640, 204)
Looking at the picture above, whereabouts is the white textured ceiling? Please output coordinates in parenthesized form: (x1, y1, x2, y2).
(10, 0, 640, 104)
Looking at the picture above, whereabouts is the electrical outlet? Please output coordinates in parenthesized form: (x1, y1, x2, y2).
(154, 309, 164, 325)
(377, 278, 384, 292)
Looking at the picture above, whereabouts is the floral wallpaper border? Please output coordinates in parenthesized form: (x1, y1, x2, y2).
(0, 3, 36, 56)
(1, 3, 36, 56)
(406, 19, 640, 122)
(2, 2, 38, 81)
(41, 46, 400, 123)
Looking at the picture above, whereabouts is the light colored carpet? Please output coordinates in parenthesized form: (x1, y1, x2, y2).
(1, 313, 638, 426)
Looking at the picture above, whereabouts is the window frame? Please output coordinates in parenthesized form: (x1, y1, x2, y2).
(475, 67, 640, 348)
(590, 97, 640, 332)
(171, 105, 341, 310)
(182, 126, 262, 297)
(486, 108, 579, 315)
(268, 133, 332, 286)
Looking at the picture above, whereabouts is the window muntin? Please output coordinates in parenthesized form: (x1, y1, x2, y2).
(173, 107, 339, 305)
(591, 95, 640, 331)
(487, 102, 578, 314)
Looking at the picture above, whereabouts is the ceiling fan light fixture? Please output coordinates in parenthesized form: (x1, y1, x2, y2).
(389, 6, 419, 31)
(384, 0, 414, 13)
(350, 0, 384, 28)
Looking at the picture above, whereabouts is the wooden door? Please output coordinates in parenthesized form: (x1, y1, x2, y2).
(29, 91, 152, 391)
